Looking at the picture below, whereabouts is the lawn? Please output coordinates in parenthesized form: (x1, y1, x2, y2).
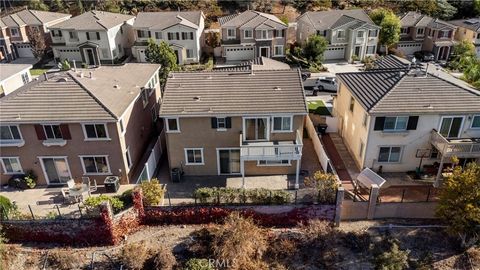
(308, 100, 331, 116)
(29, 69, 49, 76)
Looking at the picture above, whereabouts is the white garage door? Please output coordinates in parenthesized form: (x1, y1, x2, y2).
(55, 48, 82, 62)
(15, 44, 34, 58)
(225, 47, 254, 61)
(324, 46, 345, 60)
(397, 43, 422, 56)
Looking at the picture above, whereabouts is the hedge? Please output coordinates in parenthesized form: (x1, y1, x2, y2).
(192, 187, 291, 205)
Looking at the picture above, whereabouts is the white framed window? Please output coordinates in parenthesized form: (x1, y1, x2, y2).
(336, 30, 345, 39)
(258, 30, 269, 39)
(217, 117, 226, 129)
(43, 124, 63, 139)
(125, 147, 132, 169)
(166, 118, 180, 132)
(141, 87, 149, 107)
(186, 49, 194, 58)
(227, 28, 236, 39)
(82, 123, 109, 140)
(119, 118, 125, 135)
(400, 27, 408, 34)
(0, 125, 22, 142)
(359, 141, 364, 158)
(368, 30, 378, 37)
(439, 116, 464, 138)
(357, 31, 364, 38)
(69, 31, 78, 40)
(366, 46, 376, 54)
(10, 28, 19, 37)
(274, 45, 284, 56)
(21, 72, 29, 84)
(244, 29, 252, 39)
(272, 116, 292, 132)
(184, 148, 204, 165)
(378, 146, 402, 163)
(258, 160, 290, 166)
(137, 30, 148, 38)
(155, 31, 162, 39)
(471, 115, 480, 129)
(439, 30, 451, 39)
(383, 116, 408, 131)
(417, 28, 424, 36)
(80, 155, 111, 174)
(275, 29, 284, 38)
(0, 157, 23, 174)
(51, 30, 62, 37)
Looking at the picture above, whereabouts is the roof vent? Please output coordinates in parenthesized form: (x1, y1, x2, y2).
(193, 96, 201, 101)
(57, 78, 68, 82)
(425, 104, 434, 109)
(206, 76, 212, 79)
(114, 84, 120, 89)
(273, 86, 282, 91)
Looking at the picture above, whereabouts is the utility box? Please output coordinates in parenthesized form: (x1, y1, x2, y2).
(104, 176, 120, 193)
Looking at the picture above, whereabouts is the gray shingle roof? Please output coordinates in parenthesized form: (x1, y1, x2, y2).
(449, 18, 480, 32)
(337, 71, 480, 114)
(49, 11, 133, 30)
(133, 11, 202, 30)
(1, 10, 70, 27)
(160, 70, 307, 117)
(298, 9, 374, 30)
(219, 10, 286, 29)
(399, 11, 456, 29)
(0, 64, 32, 82)
(213, 57, 290, 72)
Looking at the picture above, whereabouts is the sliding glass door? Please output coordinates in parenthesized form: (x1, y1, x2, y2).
(439, 117, 463, 138)
(244, 118, 268, 141)
(218, 149, 240, 174)
(40, 157, 71, 184)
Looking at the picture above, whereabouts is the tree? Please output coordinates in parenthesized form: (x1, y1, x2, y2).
(71, 0, 85, 16)
(373, 240, 410, 269)
(99, 0, 121, 13)
(145, 39, 178, 86)
(302, 34, 328, 65)
(434, 0, 457, 20)
(50, 0, 68, 13)
(370, 8, 401, 54)
(28, 0, 49, 11)
(449, 40, 476, 71)
(436, 162, 480, 247)
(27, 28, 46, 60)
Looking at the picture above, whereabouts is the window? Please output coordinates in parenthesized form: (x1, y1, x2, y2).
(362, 113, 368, 127)
(0, 125, 21, 141)
(359, 141, 364, 157)
(151, 105, 157, 122)
(357, 31, 364, 38)
(366, 45, 376, 54)
(417, 28, 425, 36)
(471, 115, 480, 128)
(166, 118, 179, 132)
(383, 116, 408, 131)
(125, 148, 132, 169)
(274, 45, 284, 56)
(257, 30, 269, 39)
(337, 30, 345, 39)
(186, 49, 194, 58)
(43, 125, 62, 139)
(137, 30, 148, 38)
(400, 27, 409, 34)
(101, 48, 109, 58)
(439, 116, 464, 138)
(21, 72, 29, 84)
(369, 30, 378, 37)
(167, 32, 175, 40)
(378, 146, 402, 163)
(81, 156, 110, 174)
(141, 88, 149, 107)
(272, 116, 292, 132)
(0, 157, 22, 174)
(258, 160, 290, 166)
(51, 30, 62, 37)
(185, 148, 204, 165)
(275, 29, 284, 38)
(10, 28, 19, 37)
(83, 124, 108, 140)
(181, 32, 188, 40)
(317, 30, 327, 36)
(430, 148, 439, 159)
(244, 29, 252, 38)
(227, 28, 236, 38)
(217, 117, 226, 129)
(155, 32, 162, 39)
(119, 118, 125, 134)
(439, 30, 451, 38)
(69, 31, 78, 40)
(86, 32, 100, 40)
(349, 97, 355, 112)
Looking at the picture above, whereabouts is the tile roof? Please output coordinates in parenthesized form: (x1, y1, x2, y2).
(0, 63, 160, 123)
(371, 55, 411, 71)
(0, 64, 32, 82)
(133, 11, 202, 30)
(160, 69, 307, 117)
(1, 10, 70, 27)
(49, 11, 133, 30)
(337, 70, 480, 114)
(399, 11, 456, 29)
(219, 10, 286, 29)
(213, 57, 290, 72)
(449, 18, 480, 32)
(298, 9, 374, 30)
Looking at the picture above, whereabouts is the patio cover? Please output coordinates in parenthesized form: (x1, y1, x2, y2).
(356, 168, 386, 189)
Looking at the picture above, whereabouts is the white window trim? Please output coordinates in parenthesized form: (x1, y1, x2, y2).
(0, 157, 23, 175)
(271, 115, 293, 133)
(275, 29, 284, 38)
(0, 125, 24, 146)
(119, 118, 126, 136)
(81, 123, 111, 141)
(257, 160, 291, 166)
(273, 45, 284, 56)
(184, 148, 204, 165)
(166, 117, 180, 133)
(186, 49, 195, 59)
(43, 124, 63, 140)
(216, 117, 227, 131)
(79, 155, 112, 175)
(383, 116, 409, 132)
(216, 148, 241, 175)
(227, 28, 236, 39)
(357, 31, 364, 38)
(244, 29, 253, 39)
(470, 115, 480, 129)
(416, 28, 425, 36)
(37, 156, 72, 185)
(377, 146, 403, 163)
(10, 28, 20, 37)
(438, 116, 465, 138)
(242, 116, 270, 142)
(256, 30, 270, 40)
(125, 147, 132, 170)
(336, 30, 345, 39)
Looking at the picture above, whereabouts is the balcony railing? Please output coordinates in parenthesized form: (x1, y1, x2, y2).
(239, 130, 303, 161)
(430, 129, 480, 158)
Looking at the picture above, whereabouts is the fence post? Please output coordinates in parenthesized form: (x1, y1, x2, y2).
(401, 189, 406, 203)
(334, 187, 345, 227)
(167, 192, 172, 206)
(28, 205, 35, 220)
(426, 187, 431, 202)
(56, 205, 61, 217)
(367, 185, 379, 220)
(294, 190, 298, 204)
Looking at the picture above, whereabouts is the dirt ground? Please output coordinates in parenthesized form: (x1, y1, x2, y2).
(2, 221, 479, 270)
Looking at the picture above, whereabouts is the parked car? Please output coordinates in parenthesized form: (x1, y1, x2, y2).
(301, 70, 311, 81)
(314, 77, 338, 93)
(414, 51, 435, 62)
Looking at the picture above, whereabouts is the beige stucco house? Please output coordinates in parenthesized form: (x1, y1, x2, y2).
(296, 9, 380, 61)
(132, 11, 205, 65)
(0, 63, 32, 97)
(334, 68, 480, 184)
(159, 69, 308, 188)
(0, 63, 161, 186)
(449, 18, 480, 57)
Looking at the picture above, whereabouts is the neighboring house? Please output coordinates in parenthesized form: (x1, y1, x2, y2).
(48, 11, 135, 66)
(0, 63, 32, 96)
(218, 10, 287, 61)
(296, 10, 380, 61)
(449, 18, 480, 57)
(159, 70, 307, 188)
(213, 56, 290, 71)
(397, 11, 457, 60)
(0, 63, 161, 186)
(334, 69, 480, 185)
(132, 11, 205, 64)
(0, 9, 71, 60)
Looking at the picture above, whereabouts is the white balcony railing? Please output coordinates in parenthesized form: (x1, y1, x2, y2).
(430, 129, 480, 158)
(239, 130, 303, 161)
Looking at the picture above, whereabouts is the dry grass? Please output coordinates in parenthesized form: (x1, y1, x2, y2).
(151, 246, 177, 270)
(119, 241, 149, 270)
(47, 250, 79, 270)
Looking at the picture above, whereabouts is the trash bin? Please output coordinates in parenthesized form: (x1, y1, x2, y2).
(104, 176, 120, 193)
(317, 124, 328, 135)
(171, 168, 181, 183)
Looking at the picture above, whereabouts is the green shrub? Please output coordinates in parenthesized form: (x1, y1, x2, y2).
(194, 187, 216, 204)
(192, 187, 290, 205)
(84, 195, 124, 213)
(140, 179, 166, 206)
(185, 258, 213, 270)
(372, 238, 410, 270)
(0, 195, 14, 219)
(304, 171, 339, 204)
(118, 188, 133, 207)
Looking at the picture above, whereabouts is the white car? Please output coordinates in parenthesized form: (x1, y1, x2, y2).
(314, 77, 338, 93)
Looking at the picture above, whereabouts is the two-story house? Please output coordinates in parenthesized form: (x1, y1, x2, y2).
(132, 11, 204, 64)
(397, 11, 457, 60)
(218, 10, 287, 62)
(48, 11, 134, 66)
(296, 10, 380, 61)
(449, 18, 480, 57)
(334, 68, 480, 186)
(159, 69, 308, 188)
(0, 63, 32, 97)
(0, 63, 161, 186)
(0, 9, 71, 61)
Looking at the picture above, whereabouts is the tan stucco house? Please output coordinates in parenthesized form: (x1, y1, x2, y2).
(0, 63, 32, 97)
(0, 63, 161, 186)
(159, 69, 308, 188)
(334, 68, 480, 184)
(449, 18, 480, 57)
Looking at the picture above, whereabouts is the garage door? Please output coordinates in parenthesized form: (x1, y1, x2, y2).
(15, 44, 34, 58)
(55, 48, 82, 62)
(324, 46, 345, 60)
(397, 43, 422, 56)
(225, 47, 254, 61)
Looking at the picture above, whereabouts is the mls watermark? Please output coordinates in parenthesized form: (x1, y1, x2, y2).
(201, 258, 236, 269)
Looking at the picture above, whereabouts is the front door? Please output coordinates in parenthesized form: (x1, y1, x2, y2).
(244, 118, 268, 141)
(260, 47, 270, 58)
(40, 157, 72, 185)
(354, 46, 362, 58)
(218, 149, 241, 175)
(85, 48, 95, 65)
(174, 50, 179, 64)
(439, 116, 464, 138)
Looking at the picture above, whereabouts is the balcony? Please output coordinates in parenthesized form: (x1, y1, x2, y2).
(240, 130, 303, 161)
(430, 129, 480, 158)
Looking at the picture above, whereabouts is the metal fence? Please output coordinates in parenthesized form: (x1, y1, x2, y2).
(0, 202, 98, 221)
(378, 185, 440, 203)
